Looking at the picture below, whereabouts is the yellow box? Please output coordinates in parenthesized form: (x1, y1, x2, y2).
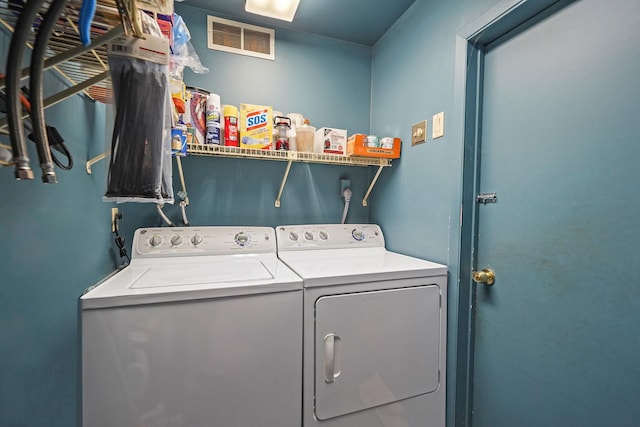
(347, 134, 401, 159)
(239, 104, 273, 149)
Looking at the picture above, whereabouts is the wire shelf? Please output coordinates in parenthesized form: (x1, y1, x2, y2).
(186, 143, 393, 167)
(0, 0, 121, 103)
(186, 143, 393, 207)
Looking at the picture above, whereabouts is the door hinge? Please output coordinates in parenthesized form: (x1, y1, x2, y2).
(476, 192, 497, 204)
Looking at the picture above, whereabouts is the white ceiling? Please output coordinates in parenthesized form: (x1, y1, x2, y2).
(178, 0, 417, 46)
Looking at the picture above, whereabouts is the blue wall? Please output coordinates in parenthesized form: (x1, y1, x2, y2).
(367, 0, 508, 424)
(4, 0, 634, 426)
(119, 4, 376, 236)
(0, 6, 375, 426)
(0, 33, 115, 426)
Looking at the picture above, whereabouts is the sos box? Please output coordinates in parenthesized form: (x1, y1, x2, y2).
(239, 103, 273, 149)
(347, 134, 401, 159)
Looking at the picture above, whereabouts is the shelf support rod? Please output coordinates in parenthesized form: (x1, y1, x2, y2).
(0, 143, 11, 164)
(362, 164, 385, 207)
(0, 70, 110, 130)
(86, 150, 111, 174)
(275, 160, 293, 208)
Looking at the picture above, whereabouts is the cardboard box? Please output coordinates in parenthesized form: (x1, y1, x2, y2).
(316, 127, 347, 155)
(347, 134, 401, 159)
(240, 103, 273, 149)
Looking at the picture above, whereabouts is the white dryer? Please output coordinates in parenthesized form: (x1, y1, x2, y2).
(80, 226, 303, 427)
(276, 224, 447, 427)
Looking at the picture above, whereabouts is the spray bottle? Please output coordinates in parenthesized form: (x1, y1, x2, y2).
(205, 93, 221, 145)
(223, 105, 239, 146)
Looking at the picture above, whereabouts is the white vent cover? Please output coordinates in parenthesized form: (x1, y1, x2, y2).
(207, 16, 275, 60)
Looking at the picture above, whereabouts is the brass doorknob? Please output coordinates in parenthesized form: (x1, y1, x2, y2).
(472, 268, 496, 286)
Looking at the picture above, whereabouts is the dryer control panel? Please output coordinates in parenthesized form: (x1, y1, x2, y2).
(133, 226, 276, 257)
(276, 224, 385, 251)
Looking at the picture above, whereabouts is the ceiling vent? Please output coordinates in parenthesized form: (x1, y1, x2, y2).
(207, 16, 275, 60)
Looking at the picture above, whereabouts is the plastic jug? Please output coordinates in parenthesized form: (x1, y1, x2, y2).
(296, 119, 315, 152)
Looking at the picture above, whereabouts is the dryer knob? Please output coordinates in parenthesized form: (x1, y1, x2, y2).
(352, 229, 365, 241)
(235, 232, 250, 246)
(304, 231, 314, 241)
(170, 235, 184, 246)
(289, 231, 299, 241)
(319, 231, 329, 240)
(191, 234, 203, 246)
(149, 234, 163, 247)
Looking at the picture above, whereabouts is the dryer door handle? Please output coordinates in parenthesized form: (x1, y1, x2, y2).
(323, 333, 341, 383)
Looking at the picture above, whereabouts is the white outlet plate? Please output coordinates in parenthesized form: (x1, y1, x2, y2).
(432, 112, 444, 139)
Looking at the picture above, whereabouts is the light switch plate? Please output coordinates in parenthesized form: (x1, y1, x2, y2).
(432, 112, 444, 139)
(412, 120, 427, 145)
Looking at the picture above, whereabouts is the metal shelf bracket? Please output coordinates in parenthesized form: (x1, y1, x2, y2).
(362, 164, 385, 207)
(275, 160, 293, 208)
(86, 150, 111, 174)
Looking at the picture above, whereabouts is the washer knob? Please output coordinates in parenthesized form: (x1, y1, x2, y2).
(149, 234, 163, 247)
(319, 231, 329, 240)
(191, 234, 203, 246)
(304, 231, 314, 241)
(289, 231, 299, 241)
(235, 232, 250, 246)
(170, 235, 184, 246)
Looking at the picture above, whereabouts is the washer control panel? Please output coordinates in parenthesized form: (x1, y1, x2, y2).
(133, 226, 276, 257)
(276, 224, 385, 251)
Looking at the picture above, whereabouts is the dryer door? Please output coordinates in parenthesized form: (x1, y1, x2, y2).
(314, 285, 441, 420)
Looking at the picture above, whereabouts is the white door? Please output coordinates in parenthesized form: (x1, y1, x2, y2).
(314, 285, 441, 420)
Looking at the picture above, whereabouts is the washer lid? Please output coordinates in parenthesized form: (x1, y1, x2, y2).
(81, 254, 302, 309)
(130, 260, 272, 289)
(278, 247, 447, 287)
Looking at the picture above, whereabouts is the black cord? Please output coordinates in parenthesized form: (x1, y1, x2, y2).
(26, 124, 74, 170)
(113, 212, 130, 263)
(0, 88, 74, 172)
(49, 132, 74, 170)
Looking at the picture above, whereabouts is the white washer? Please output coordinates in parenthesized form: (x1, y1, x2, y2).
(276, 224, 447, 427)
(80, 226, 303, 427)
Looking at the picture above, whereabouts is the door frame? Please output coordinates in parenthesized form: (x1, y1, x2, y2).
(452, 1, 573, 425)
